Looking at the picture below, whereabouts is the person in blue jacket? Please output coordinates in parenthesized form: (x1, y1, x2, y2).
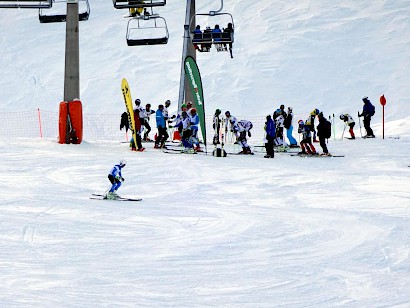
(154, 104, 169, 149)
(264, 115, 276, 158)
(105, 159, 126, 199)
(189, 108, 203, 152)
(284, 107, 298, 147)
(358, 96, 375, 138)
(212, 24, 222, 42)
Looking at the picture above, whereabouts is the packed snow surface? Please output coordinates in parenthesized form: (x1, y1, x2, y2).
(0, 0, 409, 306)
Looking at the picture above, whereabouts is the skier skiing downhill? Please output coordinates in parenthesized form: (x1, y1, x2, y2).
(340, 113, 356, 139)
(104, 159, 126, 200)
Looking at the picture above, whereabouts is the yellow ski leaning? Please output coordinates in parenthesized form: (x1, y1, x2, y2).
(121, 78, 137, 149)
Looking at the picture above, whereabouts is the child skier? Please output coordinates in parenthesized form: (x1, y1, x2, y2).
(180, 111, 195, 153)
(235, 120, 253, 154)
(340, 113, 356, 139)
(105, 159, 127, 199)
(298, 120, 317, 155)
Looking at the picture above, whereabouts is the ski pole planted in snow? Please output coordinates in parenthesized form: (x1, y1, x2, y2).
(341, 124, 347, 140)
(358, 111, 363, 138)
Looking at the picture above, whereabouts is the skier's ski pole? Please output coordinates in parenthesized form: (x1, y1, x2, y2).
(341, 124, 347, 140)
(332, 114, 336, 140)
(357, 111, 363, 138)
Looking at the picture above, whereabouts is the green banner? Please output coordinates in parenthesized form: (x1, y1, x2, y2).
(184, 56, 206, 147)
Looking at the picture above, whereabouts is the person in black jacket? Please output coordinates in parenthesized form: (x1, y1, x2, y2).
(316, 112, 330, 156)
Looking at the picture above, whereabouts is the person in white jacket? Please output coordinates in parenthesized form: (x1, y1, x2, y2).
(340, 113, 356, 139)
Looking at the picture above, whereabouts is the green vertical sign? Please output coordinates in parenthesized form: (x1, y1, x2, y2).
(184, 56, 207, 147)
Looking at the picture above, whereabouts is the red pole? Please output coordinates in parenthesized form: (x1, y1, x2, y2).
(382, 105, 385, 139)
(380, 95, 386, 140)
(37, 108, 43, 138)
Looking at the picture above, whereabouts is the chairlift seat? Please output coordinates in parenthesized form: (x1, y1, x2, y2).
(113, 0, 166, 9)
(39, 0, 90, 23)
(0, 0, 52, 8)
(127, 37, 168, 46)
(126, 15, 169, 46)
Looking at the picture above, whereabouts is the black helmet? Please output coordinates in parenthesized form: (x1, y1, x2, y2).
(135, 99, 141, 105)
(215, 109, 221, 115)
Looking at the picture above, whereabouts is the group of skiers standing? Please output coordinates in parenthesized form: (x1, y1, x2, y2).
(123, 95, 376, 156)
(170, 102, 203, 153)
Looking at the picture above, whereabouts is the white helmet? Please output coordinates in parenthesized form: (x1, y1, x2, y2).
(119, 159, 127, 167)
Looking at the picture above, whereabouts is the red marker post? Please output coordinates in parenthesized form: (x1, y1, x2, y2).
(380, 95, 386, 139)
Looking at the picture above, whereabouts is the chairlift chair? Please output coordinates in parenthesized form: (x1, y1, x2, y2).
(126, 14, 169, 46)
(190, 12, 234, 50)
(0, 0, 52, 8)
(113, 0, 166, 9)
(39, 0, 90, 23)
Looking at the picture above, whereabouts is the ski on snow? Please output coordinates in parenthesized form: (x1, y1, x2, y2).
(90, 194, 142, 201)
(290, 154, 345, 158)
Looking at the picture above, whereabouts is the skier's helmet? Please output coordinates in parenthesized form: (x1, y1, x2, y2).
(298, 120, 304, 125)
(181, 104, 187, 111)
(182, 111, 188, 117)
(165, 99, 171, 105)
(135, 99, 141, 105)
(215, 109, 221, 115)
(362, 96, 368, 101)
(191, 108, 197, 114)
(339, 114, 345, 120)
(119, 159, 127, 167)
(288, 107, 293, 112)
(187, 101, 193, 108)
(225, 111, 231, 117)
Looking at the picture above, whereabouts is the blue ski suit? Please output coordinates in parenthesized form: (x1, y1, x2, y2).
(108, 164, 124, 193)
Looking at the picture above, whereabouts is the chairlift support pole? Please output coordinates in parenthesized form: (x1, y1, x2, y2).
(64, 0, 80, 101)
(178, 0, 196, 110)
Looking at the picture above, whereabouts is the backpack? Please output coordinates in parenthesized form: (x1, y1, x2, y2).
(369, 103, 375, 116)
(324, 119, 332, 139)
